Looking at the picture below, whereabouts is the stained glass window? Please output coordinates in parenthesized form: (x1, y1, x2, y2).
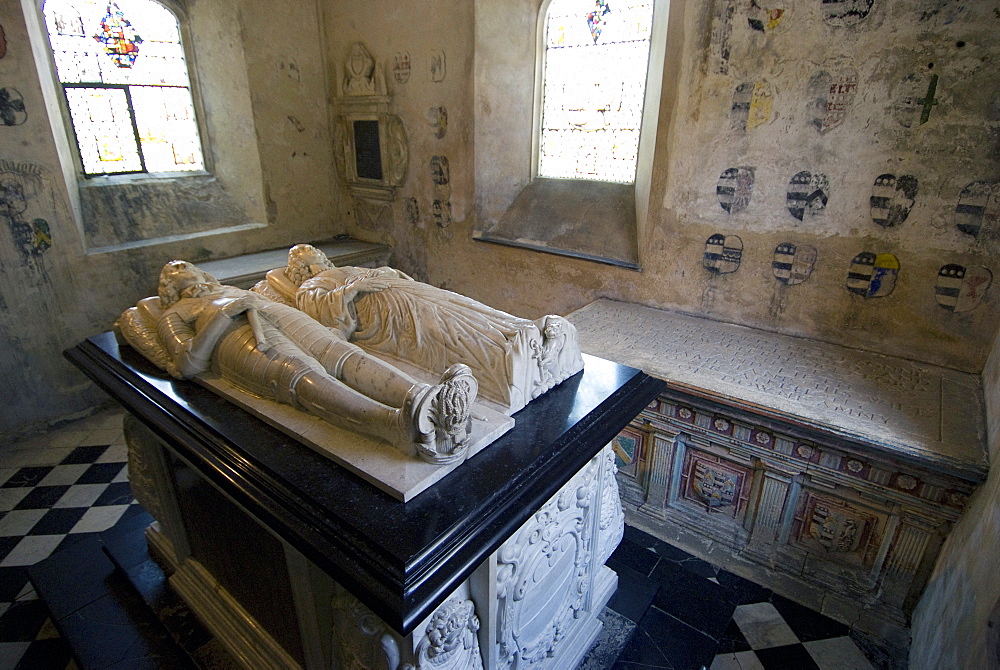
(539, 0, 653, 183)
(43, 0, 204, 176)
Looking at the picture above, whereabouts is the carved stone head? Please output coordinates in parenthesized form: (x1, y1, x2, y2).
(157, 261, 220, 307)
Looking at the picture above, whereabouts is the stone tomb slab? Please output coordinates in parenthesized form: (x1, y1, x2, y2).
(569, 299, 987, 478)
(200, 374, 513, 502)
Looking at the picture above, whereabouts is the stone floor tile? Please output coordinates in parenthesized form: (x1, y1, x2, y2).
(52, 484, 109, 509)
(732, 602, 800, 650)
(710, 650, 767, 670)
(0, 535, 65, 567)
(69, 505, 130, 534)
(38, 464, 90, 487)
(0, 490, 29, 514)
(805, 636, 875, 670)
(0, 510, 46, 537)
(0, 641, 29, 670)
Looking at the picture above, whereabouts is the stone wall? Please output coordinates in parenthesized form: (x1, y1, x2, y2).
(321, 0, 475, 282)
(5, 1, 998, 438)
(909, 324, 1000, 669)
(328, 0, 1000, 374)
(0, 0, 343, 441)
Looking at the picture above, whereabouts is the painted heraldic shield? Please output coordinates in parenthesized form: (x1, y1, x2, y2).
(935, 264, 992, 313)
(717, 167, 754, 214)
(846, 252, 898, 298)
(704, 234, 743, 274)
(773, 243, 817, 285)
(955, 181, 998, 238)
(870, 174, 917, 227)
(786, 171, 829, 220)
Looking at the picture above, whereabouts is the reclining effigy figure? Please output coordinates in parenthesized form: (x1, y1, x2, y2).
(115, 261, 477, 465)
(252, 244, 584, 414)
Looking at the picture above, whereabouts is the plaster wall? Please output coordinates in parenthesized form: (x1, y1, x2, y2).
(322, 0, 475, 281)
(331, 0, 1000, 374)
(0, 0, 342, 441)
(909, 324, 1000, 669)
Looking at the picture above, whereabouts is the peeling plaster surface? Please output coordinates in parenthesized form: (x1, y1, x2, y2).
(428, 0, 1000, 375)
(0, 0, 341, 440)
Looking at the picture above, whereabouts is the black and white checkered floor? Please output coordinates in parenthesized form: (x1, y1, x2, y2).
(1, 408, 133, 670)
(606, 525, 888, 669)
(0, 407, 894, 669)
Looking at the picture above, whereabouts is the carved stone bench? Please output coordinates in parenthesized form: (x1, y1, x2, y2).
(568, 299, 989, 650)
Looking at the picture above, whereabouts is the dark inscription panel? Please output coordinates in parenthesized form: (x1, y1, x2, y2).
(353, 119, 383, 180)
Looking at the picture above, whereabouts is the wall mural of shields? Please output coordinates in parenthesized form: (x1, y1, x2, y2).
(717, 167, 754, 214)
(870, 173, 917, 227)
(935, 264, 992, 313)
(955, 181, 999, 239)
(786, 171, 829, 220)
(773, 243, 817, 285)
(704, 233, 744, 274)
(846, 252, 899, 298)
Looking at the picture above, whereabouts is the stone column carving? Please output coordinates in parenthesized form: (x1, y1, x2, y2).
(123, 414, 189, 565)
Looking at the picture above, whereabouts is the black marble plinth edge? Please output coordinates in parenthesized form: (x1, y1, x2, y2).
(662, 381, 989, 485)
(65, 334, 410, 622)
(66, 333, 664, 635)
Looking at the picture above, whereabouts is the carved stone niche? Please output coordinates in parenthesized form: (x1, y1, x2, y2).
(334, 42, 408, 202)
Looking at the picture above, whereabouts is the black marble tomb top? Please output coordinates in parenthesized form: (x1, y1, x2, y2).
(65, 332, 664, 635)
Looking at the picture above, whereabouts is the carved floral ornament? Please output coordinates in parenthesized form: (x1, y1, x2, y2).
(416, 599, 483, 670)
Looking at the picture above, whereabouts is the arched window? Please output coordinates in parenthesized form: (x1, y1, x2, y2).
(538, 0, 654, 184)
(42, 0, 204, 177)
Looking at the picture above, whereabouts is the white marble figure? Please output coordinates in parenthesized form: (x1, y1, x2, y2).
(115, 261, 478, 465)
(252, 244, 585, 414)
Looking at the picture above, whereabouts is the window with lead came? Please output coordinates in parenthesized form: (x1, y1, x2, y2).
(42, 0, 204, 177)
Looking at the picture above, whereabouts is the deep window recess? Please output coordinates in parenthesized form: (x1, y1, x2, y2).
(538, 0, 653, 184)
(42, 0, 204, 177)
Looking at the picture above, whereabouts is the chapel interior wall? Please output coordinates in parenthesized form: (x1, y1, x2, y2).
(2, 0, 999, 471)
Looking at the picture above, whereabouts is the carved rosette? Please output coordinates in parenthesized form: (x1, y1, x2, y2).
(415, 599, 483, 670)
(495, 455, 599, 668)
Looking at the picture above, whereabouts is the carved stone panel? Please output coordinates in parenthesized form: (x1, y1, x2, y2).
(678, 450, 751, 519)
(791, 492, 882, 571)
(495, 454, 600, 669)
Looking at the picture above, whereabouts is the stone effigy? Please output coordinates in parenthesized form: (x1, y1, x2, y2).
(115, 260, 480, 466)
(251, 244, 584, 414)
(114, 253, 584, 477)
